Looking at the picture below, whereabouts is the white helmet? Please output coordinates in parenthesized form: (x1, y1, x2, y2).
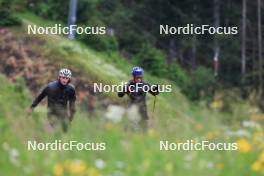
(59, 68, 72, 78)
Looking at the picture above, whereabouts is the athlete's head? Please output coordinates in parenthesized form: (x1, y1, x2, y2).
(58, 68, 72, 85)
(131, 66, 144, 83)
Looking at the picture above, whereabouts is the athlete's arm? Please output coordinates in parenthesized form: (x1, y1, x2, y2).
(147, 83, 159, 96)
(31, 86, 48, 108)
(118, 82, 131, 97)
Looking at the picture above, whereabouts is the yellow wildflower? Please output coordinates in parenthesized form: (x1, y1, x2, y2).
(259, 151, 264, 163)
(68, 160, 87, 175)
(87, 167, 101, 176)
(206, 132, 215, 140)
(210, 99, 223, 110)
(216, 163, 224, 169)
(236, 138, 252, 153)
(251, 161, 262, 172)
(53, 163, 64, 176)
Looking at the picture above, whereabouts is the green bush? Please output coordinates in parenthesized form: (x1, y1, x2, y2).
(183, 66, 217, 100)
(0, 1, 21, 26)
(28, 0, 68, 21)
(166, 62, 191, 89)
(79, 34, 118, 52)
(133, 43, 166, 77)
(77, 16, 118, 52)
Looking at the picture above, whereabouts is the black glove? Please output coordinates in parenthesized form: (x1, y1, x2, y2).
(153, 85, 159, 96)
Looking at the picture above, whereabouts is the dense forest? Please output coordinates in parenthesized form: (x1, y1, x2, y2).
(1, 0, 263, 100)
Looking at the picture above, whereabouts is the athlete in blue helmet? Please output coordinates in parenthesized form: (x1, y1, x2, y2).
(131, 66, 144, 77)
(118, 66, 159, 129)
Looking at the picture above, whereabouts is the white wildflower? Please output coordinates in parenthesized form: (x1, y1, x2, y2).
(95, 159, 106, 169)
(105, 105, 125, 123)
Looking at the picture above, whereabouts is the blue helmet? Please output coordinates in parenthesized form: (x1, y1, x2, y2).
(131, 66, 144, 77)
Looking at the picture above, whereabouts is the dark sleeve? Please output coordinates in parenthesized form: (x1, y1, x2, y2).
(146, 83, 159, 96)
(118, 82, 129, 97)
(69, 88, 76, 119)
(31, 86, 48, 108)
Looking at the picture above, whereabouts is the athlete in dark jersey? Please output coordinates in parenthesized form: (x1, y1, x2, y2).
(30, 68, 76, 132)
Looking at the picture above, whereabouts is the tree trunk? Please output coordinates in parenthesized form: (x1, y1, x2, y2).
(213, 0, 220, 76)
(67, 0, 78, 40)
(191, 1, 197, 70)
(258, 0, 263, 96)
(241, 0, 247, 76)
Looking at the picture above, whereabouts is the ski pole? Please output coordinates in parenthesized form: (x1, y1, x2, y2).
(152, 95, 156, 114)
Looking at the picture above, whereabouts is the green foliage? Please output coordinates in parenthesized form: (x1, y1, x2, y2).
(79, 34, 118, 52)
(184, 66, 217, 100)
(166, 64, 217, 101)
(166, 62, 191, 89)
(133, 43, 166, 77)
(76, 15, 119, 52)
(0, 1, 21, 26)
(28, 0, 68, 22)
(77, 0, 101, 23)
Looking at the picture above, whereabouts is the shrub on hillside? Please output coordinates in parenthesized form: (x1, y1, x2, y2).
(79, 34, 118, 52)
(133, 43, 166, 77)
(166, 62, 191, 90)
(183, 66, 217, 100)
